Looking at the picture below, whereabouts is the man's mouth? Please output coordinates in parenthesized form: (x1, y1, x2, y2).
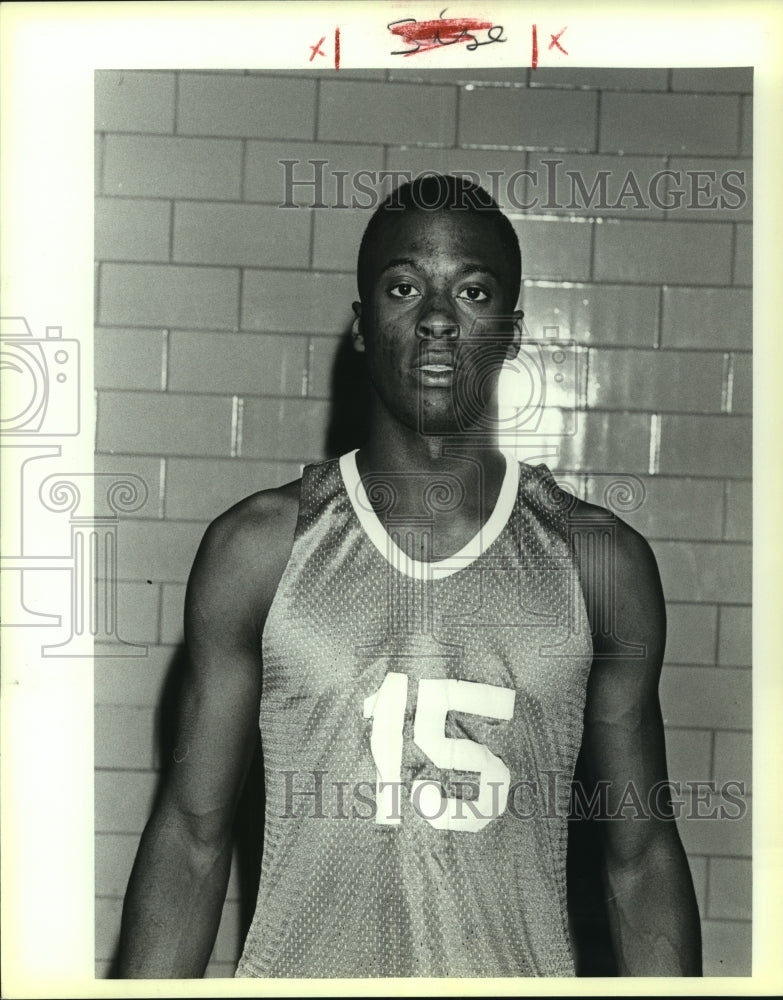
(414, 351, 455, 373)
(418, 363, 453, 373)
(413, 353, 456, 386)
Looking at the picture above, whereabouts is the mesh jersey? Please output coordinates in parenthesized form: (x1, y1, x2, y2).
(235, 451, 593, 979)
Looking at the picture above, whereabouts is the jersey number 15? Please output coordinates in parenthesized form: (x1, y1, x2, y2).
(363, 673, 516, 833)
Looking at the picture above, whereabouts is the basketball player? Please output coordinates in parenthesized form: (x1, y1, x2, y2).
(117, 175, 702, 978)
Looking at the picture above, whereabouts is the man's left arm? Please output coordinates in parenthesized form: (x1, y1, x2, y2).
(574, 506, 702, 976)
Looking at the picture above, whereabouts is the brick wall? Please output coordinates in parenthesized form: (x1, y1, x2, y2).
(94, 67, 752, 978)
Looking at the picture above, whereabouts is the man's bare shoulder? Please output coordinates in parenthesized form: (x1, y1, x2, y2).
(563, 492, 657, 572)
(566, 493, 665, 663)
(208, 477, 302, 552)
(188, 477, 302, 637)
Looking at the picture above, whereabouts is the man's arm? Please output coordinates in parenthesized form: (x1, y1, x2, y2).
(117, 484, 299, 978)
(574, 502, 702, 976)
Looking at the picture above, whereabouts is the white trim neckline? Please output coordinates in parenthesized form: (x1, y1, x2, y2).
(338, 449, 519, 580)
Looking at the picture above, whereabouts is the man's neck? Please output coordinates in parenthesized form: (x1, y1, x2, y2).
(355, 409, 509, 536)
(357, 432, 504, 480)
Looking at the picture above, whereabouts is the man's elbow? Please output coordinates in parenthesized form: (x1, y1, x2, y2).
(146, 797, 234, 881)
(605, 819, 689, 882)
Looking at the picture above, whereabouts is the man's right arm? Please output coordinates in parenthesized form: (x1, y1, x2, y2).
(117, 485, 299, 978)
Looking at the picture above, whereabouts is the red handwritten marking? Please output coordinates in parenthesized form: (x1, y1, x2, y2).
(309, 36, 326, 61)
(389, 16, 493, 55)
(334, 27, 340, 71)
(548, 26, 568, 55)
(531, 23, 538, 69)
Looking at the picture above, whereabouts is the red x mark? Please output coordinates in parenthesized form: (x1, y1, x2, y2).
(309, 35, 326, 61)
(549, 26, 568, 54)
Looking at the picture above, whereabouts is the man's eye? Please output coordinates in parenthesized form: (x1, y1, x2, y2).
(457, 286, 489, 302)
(389, 283, 420, 298)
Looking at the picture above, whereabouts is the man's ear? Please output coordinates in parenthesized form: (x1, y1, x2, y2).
(505, 310, 524, 360)
(351, 301, 365, 353)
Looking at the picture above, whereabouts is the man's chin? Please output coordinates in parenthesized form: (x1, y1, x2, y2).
(415, 401, 498, 438)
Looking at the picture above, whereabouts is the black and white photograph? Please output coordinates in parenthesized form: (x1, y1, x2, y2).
(2, 1, 781, 994)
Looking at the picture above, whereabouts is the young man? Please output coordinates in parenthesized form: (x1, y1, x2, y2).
(118, 175, 702, 978)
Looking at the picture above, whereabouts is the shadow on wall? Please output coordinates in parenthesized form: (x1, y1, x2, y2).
(106, 333, 616, 976)
(325, 324, 370, 459)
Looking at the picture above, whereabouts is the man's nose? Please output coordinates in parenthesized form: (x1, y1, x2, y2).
(415, 297, 460, 340)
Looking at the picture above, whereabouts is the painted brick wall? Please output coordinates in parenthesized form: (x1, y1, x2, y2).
(94, 66, 752, 978)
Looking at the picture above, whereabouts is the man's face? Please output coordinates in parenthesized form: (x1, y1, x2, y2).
(353, 208, 522, 436)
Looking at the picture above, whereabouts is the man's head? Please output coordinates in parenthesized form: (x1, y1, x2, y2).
(356, 174, 522, 310)
(351, 174, 523, 436)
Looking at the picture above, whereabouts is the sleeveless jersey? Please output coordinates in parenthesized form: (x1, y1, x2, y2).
(236, 450, 593, 979)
